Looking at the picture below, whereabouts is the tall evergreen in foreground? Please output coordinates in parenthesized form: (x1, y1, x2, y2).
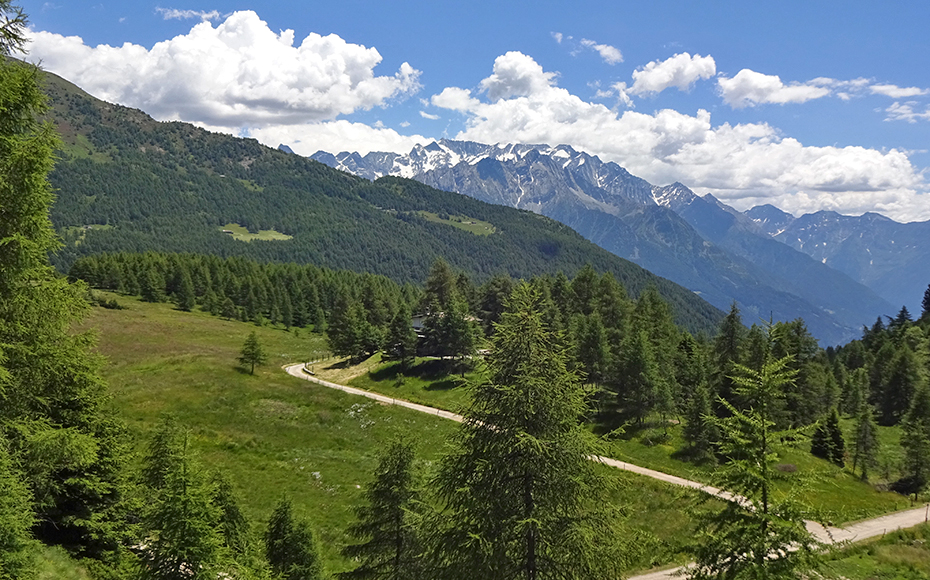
(0, 434, 37, 580)
(429, 283, 623, 580)
(0, 1, 129, 559)
(690, 354, 822, 580)
(266, 498, 324, 580)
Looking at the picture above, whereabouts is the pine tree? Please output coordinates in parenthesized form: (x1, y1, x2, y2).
(899, 383, 930, 499)
(689, 355, 821, 580)
(0, 434, 37, 580)
(851, 404, 879, 481)
(429, 283, 623, 580)
(239, 331, 267, 375)
(340, 439, 423, 580)
(265, 498, 324, 580)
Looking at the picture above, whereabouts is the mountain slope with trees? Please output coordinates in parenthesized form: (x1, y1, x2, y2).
(39, 69, 722, 335)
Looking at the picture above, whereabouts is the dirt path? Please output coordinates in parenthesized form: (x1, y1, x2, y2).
(283, 362, 930, 579)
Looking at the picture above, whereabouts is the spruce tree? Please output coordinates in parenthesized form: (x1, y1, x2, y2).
(683, 382, 717, 461)
(811, 408, 845, 467)
(341, 439, 423, 579)
(265, 498, 323, 580)
(689, 355, 821, 580)
(429, 283, 623, 580)
(922, 284, 930, 320)
(239, 331, 267, 375)
(174, 268, 196, 311)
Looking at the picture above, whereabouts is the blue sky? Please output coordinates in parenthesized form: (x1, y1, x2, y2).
(18, 0, 930, 221)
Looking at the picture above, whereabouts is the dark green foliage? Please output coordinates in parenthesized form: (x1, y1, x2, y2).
(340, 439, 423, 580)
(142, 415, 185, 491)
(682, 382, 716, 461)
(851, 404, 879, 481)
(385, 304, 418, 369)
(212, 474, 251, 558)
(922, 284, 930, 319)
(265, 498, 323, 580)
(174, 268, 195, 311)
(690, 355, 822, 579)
(239, 331, 267, 375)
(140, 432, 223, 580)
(0, 36, 129, 559)
(899, 384, 930, 499)
(810, 408, 845, 467)
(0, 434, 37, 580)
(430, 283, 623, 580)
(609, 329, 663, 424)
(711, 303, 746, 413)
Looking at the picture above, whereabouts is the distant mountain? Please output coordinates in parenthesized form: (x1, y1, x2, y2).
(745, 207, 930, 314)
(310, 140, 894, 344)
(39, 69, 724, 335)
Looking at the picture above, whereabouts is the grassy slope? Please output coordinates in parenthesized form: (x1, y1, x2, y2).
(343, 358, 912, 524)
(822, 523, 930, 579)
(81, 293, 712, 573)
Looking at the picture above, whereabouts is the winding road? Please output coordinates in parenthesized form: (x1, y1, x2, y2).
(284, 363, 930, 579)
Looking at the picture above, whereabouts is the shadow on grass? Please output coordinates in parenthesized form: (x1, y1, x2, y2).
(367, 358, 466, 391)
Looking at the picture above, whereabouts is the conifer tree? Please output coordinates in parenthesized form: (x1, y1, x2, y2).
(265, 498, 324, 580)
(810, 408, 845, 467)
(0, 434, 37, 580)
(385, 304, 418, 369)
(174, 268, 196, 311)
(0, 8, 128, 556)
(212, 474, 251, 558)
(221, 297, 238, 320)
(689, 355, 821, 580)
(683, 382, 717, 461)
(851, 404, 879, 481)
(429, 283, 623, 580)
(142, 415, 185, 491)
(711, 303, 746, 413)
(899, 383, 930, 499)
(239, 331, 267, 375)
(922, 284, 930, 320)
(141, 434, 224, 580)
(341, 439, 423, 580)
(610, 329, 662, 424)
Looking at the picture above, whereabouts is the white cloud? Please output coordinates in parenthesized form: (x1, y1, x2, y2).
(431, 53, 928, 221)
(479, 51, 557, 101)
(419, 110, 440, 120)
(25, 10, 421, 127)
(870, 84, 929, 98)
(551, 31, 563, 44)
(580, 38, 623, 65)
(885, 101, 930, 123)
(629, 52, 716, 96)
(718, 69, 831, 108)
(155, 8, 221, 21)
(235, 120, 430, 156)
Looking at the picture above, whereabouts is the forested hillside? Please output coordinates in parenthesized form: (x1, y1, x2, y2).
(38, 69, 723, 334)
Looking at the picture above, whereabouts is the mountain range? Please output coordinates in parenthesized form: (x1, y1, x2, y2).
(39, 69, 723, 335)
(309, 140, 916, 345)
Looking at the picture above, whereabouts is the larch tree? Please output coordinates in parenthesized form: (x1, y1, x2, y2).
(851, 404, 879, 481)
(0, 1, 129, 558)
(689, 354, 822, 580)
(341, 438, 423, 580)
(238, 331, 267, 375)
(0, 434, 37, 580)
(429, 283, 623, 580)
(900, 383, 930, 500)
(265, 498, 324, 580)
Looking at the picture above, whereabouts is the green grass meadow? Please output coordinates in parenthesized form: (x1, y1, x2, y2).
(79, 293, 711, 574)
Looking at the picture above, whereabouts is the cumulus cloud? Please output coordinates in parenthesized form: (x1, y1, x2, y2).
(432, 53, 928, 221)
(885, 101, 930, 123)
(870, 84, 929, 98)
(629, 52, 716, 96)
(238, 120, 430, 156)
(25, 10, 421, 127)
(718, 69, 831, 108)
(479, 51, 557, 101)
(155, 8, 221, 21)
(580, 38, 623, 64)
